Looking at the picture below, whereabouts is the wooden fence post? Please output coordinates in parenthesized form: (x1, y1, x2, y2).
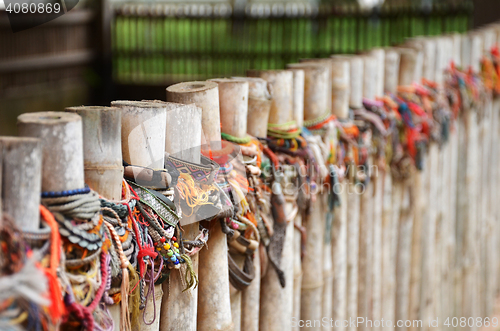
(393, 47, 421, 331)
(368, 48, 385, 331)
(284, 68, 306, 331)
(247, 69, 295, 331)
(111, 101, 168, 331)
(209, 78, 250, 331)
(289, 61, 332, 329)
(65, 106, 123, 330)
(149, 101, 202, 331)
(380, 49, 400, 331)
(0, 137, 41, 231)
(233, 76, 272, 331)
(18, 112, 85, 193)
(357, 54, 376, 331)
(346, 55, 363, 331)
(166, 81, 233, 331)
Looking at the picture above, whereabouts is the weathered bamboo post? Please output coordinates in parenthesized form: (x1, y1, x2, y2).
(235, 76, 271, 331)
(394, 47, 421, 331)
(402, 37, 436, 331)
(166, 81, 233, 331)
(477, 27, 496, 320)
(152, 101, 202, 331)
(381, 49, 400, 331)
(18, 112, 85, 193)
(246, 69, 294, 331)
(456, 32, 483, 331)
(65, 107, 123, 201)
(287, 68, 305, 127)
(166, 81, 222, 149)
(290, 60, 334, 328)
(445, 34, 461, 322)
(436, 35, 456, 328)
(329, 55, 350, 331)
(346, 55, 363, 330)
(111, 101, 167, 331)
(368, 48, 385, 331)
(288, 61, 332, 328)
(65, 106, 123, 330)
(208, 78, 250, 331)
(0, 137, 41, 230)
(237, 77, 272, 138)
(488, 25, 500, 299)
(285, 68, 305, 330)
(330, 56, 351, 119)
(357, 54, 376, 331)
(483, 26, 500, 316)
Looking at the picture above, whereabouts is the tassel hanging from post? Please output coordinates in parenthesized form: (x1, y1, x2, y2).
(104, 220, 132, 331)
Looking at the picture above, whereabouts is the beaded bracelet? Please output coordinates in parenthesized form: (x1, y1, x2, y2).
(41, 185, 90, 198)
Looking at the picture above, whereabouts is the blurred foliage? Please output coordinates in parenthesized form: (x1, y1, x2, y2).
(112, 0, 472, 84)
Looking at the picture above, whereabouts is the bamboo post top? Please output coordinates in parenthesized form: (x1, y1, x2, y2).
(286, 68, 305, 127)
(112, 100, 167, 170)
(287, 62, 331, 121)
(395, 47, 422, 86)
(208, 78, 249, 139)
(17, 111, 81, 125)
(384, 49, 401, 94)
(405, 37, 436, 82)
(65, 106, 123, 200)
(348, 56, 364, 109)
(111, 100, 167, 110)
(232, 76, 272, 137)
(362, 54, 377, 100)
(0, 137, 41, 231)
(166, 81, 221, 145)
(65, 106, 122, 167)
(368, 48, 385, 97)
(247, 69, 293, 125)
(145, 101, 202, 164)
(448, 33, 462, 68)
(166, 81, 218, 94)
(17, 111, 85, 192)
(330, 55, 351, 119)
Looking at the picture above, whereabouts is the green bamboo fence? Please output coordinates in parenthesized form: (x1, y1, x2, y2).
(112, 0, 472, 85)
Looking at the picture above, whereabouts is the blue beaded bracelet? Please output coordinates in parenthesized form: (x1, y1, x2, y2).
(41, 185, 90, 198)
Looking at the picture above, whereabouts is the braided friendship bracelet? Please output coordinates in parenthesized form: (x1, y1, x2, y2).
(41, 186, 90, 198)
(267, 121, 302, 139)
(303, 110, 332, 128)
(221, 132, 252, 144)
(21, 220, 52, 241)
